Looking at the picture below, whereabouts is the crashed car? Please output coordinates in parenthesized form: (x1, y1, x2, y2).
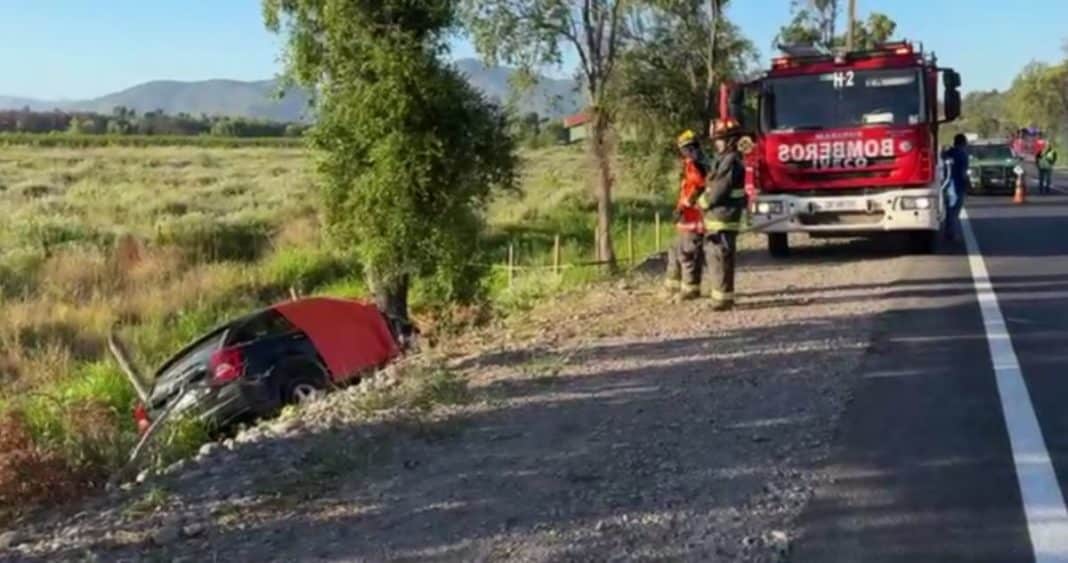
(966, 139, 1022, 194)
(132, 297, 404, 433)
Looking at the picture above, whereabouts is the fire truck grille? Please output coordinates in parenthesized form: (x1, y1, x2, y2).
(798, 211, 886, 226)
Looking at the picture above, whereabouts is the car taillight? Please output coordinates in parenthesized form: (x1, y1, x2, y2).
(133, 403, 151, 435)
(209, 347, 245, 386)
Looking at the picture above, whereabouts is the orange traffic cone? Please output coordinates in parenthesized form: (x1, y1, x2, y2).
(1014, 173, 1026, 204)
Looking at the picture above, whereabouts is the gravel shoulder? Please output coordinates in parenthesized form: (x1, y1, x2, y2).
(3, 234, 918, 563)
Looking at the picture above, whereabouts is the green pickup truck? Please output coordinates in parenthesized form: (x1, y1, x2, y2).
(966, 139, 1021, 194)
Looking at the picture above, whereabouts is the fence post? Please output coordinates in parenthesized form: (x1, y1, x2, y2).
(655, 211, 661, 251)
(507, 243, 515, 289)
(593, 224, 600, 262)
(553, 234, 561, 275)
(627, 216, 634, 265)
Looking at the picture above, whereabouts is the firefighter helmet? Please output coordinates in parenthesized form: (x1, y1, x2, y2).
(676, 129, 698, 148)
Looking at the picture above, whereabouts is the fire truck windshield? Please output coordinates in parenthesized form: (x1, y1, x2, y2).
(763, 68, 924, 131)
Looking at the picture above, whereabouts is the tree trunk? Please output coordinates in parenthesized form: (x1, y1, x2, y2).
(373, 273, 410, 323)
(589, 110, 616, 268)
(703, 0, 722, 136)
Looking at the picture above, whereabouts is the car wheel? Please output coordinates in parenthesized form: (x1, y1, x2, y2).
(282, 367, 329, 406)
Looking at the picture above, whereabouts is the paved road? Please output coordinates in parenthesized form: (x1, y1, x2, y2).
(793, 170, 1068, 562)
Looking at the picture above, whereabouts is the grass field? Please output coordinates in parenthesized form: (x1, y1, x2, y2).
(0, 141, 675, 518)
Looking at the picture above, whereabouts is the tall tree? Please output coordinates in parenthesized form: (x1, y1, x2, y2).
(850, 12, 896, 50)
(618, 0, 757, 134)
(462, 0, 627, 266)
(776, 2, 896, 51)
(776, 0, 838, 49)
(263, 0, 517, 321)
(1007, 61, 1068, 139)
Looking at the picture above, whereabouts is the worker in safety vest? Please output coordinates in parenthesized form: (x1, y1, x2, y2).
(664, 129, 709, 300)
(1037, 142, 1058, 195)
(698, 118, 746, 311)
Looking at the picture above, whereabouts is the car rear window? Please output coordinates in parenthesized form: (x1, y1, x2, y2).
(226, 309, 297, 346)
(154, 328, 227, 386)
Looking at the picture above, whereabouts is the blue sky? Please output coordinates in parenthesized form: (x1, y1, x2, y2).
(0, 0, 1064, 100)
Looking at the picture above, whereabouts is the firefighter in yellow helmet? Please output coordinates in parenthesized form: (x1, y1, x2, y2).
(664, 129, 709, 300)
(698, 118, 746, 311)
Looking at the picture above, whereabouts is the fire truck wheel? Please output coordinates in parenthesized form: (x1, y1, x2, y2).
(767, 233, 790, 258)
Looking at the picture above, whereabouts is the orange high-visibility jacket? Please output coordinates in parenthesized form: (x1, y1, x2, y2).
(676, 149, 708, 232)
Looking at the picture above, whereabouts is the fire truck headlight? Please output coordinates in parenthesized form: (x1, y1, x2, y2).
(755, 201, 783, 215)
(900, 196, 933, 210)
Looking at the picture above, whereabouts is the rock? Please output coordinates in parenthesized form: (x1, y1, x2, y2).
(181, 523, 205, 538)
(0, 530, 22, 549)
(136, 468, 153, 484)
(152, 523, 182, 546)
(197, 442, 219, 459)
(222, 438, 235, 450)
(765, 530, 791, 561)
(164, 459, 187, 475)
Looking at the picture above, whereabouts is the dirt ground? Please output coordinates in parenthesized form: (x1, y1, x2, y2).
(2, 234, 920, 563)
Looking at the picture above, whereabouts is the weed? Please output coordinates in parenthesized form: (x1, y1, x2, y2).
(124, 486, 173, 516)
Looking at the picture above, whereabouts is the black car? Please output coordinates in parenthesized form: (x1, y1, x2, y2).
(134, 297, 403, 432)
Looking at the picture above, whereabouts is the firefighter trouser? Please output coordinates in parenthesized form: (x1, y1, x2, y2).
(665, 231, 703, 293)
(703, 230, 737, 303)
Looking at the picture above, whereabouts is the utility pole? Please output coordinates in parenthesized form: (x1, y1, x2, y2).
(846, 0, 856, 51)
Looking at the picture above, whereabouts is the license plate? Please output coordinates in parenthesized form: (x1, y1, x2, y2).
(810, 200, 862, 212)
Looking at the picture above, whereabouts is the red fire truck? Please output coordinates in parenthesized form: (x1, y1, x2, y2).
(725, 41, 962, 256)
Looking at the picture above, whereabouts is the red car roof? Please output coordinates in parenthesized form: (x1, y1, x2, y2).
(273, 297, 398, 382)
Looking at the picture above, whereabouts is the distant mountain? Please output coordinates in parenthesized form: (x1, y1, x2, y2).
(0, 59, 582, 122)
(453, 59, 582, 118)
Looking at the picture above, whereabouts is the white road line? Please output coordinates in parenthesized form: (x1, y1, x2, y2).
(961, 209, 1068, 561)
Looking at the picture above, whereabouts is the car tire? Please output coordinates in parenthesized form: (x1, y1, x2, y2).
(768, 233, 790, 258)
(280, 362, 329, 405)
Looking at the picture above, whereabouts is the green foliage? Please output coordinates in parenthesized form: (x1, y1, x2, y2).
(1007, 61, 1068, 138)
(265, 0, 518, 316)
(151, 415, 213, 469)
(263, 247, 360, 294)
(775, 1, 896, 51)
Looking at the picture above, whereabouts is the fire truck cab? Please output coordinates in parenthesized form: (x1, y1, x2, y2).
(728, 41, 962, 256)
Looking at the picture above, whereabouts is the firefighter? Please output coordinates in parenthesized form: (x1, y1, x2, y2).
(664, 129, 709, 300)
(699, 118, 746, 311)
(1037, 142, 1058, 195)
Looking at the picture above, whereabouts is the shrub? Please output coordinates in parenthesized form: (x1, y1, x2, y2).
(154, 215, 274, 263)
(263, 247, 359, 294)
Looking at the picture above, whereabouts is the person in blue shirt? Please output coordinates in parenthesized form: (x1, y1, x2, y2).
(940, 134, 971, 241)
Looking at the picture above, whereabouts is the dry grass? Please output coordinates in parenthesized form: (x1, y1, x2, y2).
(0, 142, 653, 519)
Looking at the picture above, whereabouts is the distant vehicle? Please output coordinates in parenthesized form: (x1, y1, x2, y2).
(966, 139, 1021, 194)
(133, 297, 405, 433)
(721, 40, 962, 256)
(1011, 127, 1047, 161)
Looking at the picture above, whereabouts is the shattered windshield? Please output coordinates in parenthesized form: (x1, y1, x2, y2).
(764, 68, 924, 131)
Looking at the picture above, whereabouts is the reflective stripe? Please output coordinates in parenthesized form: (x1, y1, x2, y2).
(703, 220, 741, 231)
(710, 290, 735, 301)
(664, 279, 680, 289)
(697, 191, 747, 208)
(681, 283, 700, 294)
